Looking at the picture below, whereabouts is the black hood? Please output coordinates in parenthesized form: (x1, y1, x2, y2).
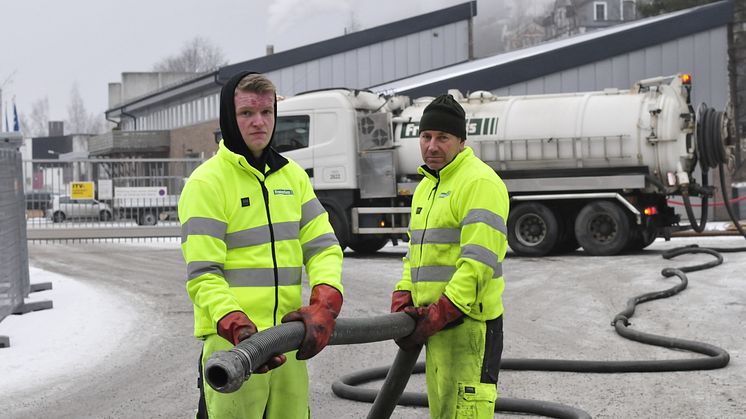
(219, 70, 283, 172)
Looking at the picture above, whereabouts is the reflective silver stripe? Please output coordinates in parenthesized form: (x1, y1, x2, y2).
(181, 217, 227, 243)
(411, 265, 457, 283)
(301, 198, 326, 228)
(226, 222, 299, 249)
(462, 209, 507, 235)
(225, 267, 303, 287)
(461, 244, 500, 273)
(187, 261, 225, 281)
(302, 233, 339, 264)
(272, 221, 301, 241)
(410, 228, 461, 245)
(411, 261, 502, 283)
(226, 225, 270, 248)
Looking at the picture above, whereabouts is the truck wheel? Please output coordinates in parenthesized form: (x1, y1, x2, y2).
(324, 206, 349, 250)
(349, 237, 389, 254)
(139, 211, 158, 226)
(574, 201, 631, 256)
(626, 225, 657, 251)
(552, 211, 580, 254)
(507, 203, 559, 257)
(52, 211, 66, 223)
(99, 210, 112, 221)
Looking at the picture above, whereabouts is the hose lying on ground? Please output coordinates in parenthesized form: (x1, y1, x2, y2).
(204, 243, 731, 419)
(335, 246, 732, 419)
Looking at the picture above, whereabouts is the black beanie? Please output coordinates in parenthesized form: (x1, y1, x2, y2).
(418, 94, 466, 140)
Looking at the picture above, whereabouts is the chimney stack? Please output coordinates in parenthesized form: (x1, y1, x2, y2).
(48, 121, 64, 136)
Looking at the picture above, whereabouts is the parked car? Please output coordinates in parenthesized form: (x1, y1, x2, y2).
(46, 195, 113, 222)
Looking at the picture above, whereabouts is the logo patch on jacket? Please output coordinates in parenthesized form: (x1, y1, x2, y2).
(241, 197, 250, 207)
(416, 207, 422, 214)
(273, 189, 294, 196)
(439, 191, 451, 198)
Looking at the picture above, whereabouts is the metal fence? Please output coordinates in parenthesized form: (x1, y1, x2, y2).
(23, 157, 204, 241)
(1, 136, 30, 339)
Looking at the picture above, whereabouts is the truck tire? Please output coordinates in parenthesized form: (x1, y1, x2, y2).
(99, 210, 112, 221)
(139, 211, 158, 226)
(349, 237, 389, 254)
(52, 211, 66, 223)
(507, 202, 559, 257)
(574, 201, 631, 256)
(551, 210, 580, 254)
(626, 225, 657, 251)
(324, 206, 349, 250)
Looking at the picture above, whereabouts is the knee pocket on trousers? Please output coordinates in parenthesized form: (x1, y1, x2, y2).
(455, 382, 497, 418)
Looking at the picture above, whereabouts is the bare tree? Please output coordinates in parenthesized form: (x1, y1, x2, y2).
(65, 83, 103, 134)
(26, 97, 50, 137)
(153, 36, 228, 73)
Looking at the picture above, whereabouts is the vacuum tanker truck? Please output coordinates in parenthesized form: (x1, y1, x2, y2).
(274, 74, 730, 256)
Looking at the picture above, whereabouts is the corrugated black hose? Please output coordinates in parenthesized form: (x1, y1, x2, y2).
(204, 241, 732, 419)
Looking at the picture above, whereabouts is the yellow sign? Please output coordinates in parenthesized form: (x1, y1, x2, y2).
(71, 182, 95, 200)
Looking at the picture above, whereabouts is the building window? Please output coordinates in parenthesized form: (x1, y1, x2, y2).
(594, 1, 607, 21)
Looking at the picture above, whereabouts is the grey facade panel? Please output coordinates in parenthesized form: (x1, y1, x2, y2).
(390, 1, 731, 99)
(344, 50, 357, 88)
(320, 57, 333, 87)
(407, 34, 420, 76)
(306, 61, 320, 92)
(484, 26, 728, 111)
(419, 31, 433, 73)
(560, 69, 579, 93)
(611, 55, 629, 88)
(217, 1, 476, 82)
(382, 40, 396, 82)
(358, 47, 371, 88)
(395, 38, 408, 79)
(370, 44, 384, 86)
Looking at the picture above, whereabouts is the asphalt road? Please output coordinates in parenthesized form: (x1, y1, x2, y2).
(8, 236, 746, 418)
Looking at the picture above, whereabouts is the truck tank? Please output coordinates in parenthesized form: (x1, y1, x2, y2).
(390, 74, 731, 256)
(394, 74, 695, 189)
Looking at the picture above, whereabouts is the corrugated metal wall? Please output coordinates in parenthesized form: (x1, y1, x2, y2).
(268, 21, 470, 96)
(0, 137, 30, 328)
(494, 26, 729, 109)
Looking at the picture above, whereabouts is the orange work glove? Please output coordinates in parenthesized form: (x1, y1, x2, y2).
(396, 294, 464, 352)
(217, 311, 286, 373)
(281, 284, 343, 360)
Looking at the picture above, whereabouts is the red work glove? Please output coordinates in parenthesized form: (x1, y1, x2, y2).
(217, 311, 286, 373)
(282, 284, 343, 360)
(390, 290, 414, 313)
(396, 294, 464, 352)
(391, 290, 415, 350)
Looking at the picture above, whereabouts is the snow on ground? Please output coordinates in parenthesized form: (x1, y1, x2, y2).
(0, 267, 139, 396)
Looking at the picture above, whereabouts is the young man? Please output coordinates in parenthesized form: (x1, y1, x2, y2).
(179, 71, 343, 418)
(391, 94, 508, 418)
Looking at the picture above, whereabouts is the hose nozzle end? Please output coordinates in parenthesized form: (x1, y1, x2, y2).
(205, 349, 251, 393)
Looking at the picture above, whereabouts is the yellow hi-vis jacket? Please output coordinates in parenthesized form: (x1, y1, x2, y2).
(395, 146, 508, 321)
(179, 141, 343, 338)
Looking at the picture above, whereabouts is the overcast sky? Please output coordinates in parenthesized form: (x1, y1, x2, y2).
(0, 0, 550, 125)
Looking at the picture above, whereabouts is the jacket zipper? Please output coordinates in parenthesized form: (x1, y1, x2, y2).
(259, 178, 280, 326)
(416, 177, 439, 283)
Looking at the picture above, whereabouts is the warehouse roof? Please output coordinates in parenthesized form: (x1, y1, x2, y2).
(370, 0, 733, 97)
